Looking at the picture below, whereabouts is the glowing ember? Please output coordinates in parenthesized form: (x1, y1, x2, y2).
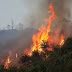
(4, 55, 11, 69)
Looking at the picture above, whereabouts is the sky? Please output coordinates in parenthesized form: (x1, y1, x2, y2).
(0, 0, 72, 29)
(0, 0, 30, 29)
(0, 0, 45, 29)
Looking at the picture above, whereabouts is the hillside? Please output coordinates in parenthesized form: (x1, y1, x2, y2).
(0, 37, 72, 72)
(0, 28, 38, 58)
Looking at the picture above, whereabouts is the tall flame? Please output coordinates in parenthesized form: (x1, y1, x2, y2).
(28, 3, 57, 55)
(4, 55, 11, 69)
(16, 53, 18, 58)
(24, 3, 64, 56)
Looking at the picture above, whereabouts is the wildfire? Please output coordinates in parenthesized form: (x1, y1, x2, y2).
(29, 3, 57, 55)
(24, 3, 65, 56)
(0, 3, 65, 69)
(4, 55, 11, 69)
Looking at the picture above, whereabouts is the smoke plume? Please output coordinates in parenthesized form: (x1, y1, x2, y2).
(52, 0, 72, 38)
(23, 0, 72, 38)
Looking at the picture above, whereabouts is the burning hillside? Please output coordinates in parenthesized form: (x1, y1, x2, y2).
(0, 2, 72, 71)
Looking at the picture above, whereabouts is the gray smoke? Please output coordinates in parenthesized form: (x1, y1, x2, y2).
(23, 0, 50, 29)
(23, 0, 72, 38)
(51, 0, 72, 38)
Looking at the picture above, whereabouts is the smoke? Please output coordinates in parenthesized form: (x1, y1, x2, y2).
(23, 0, 50, 29)
(23, 0, 72, 37)
(52, 0, 72, 20)
(50, 0, 72, 38)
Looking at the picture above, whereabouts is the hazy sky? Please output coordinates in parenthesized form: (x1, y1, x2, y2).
(0, 0, 44, 29)
(0, 0, 29, 29)
(0, 0, 72, 29)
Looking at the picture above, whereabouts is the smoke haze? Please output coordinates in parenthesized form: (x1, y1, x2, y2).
(23, 0, 50, 29)
(23, 0, 72, 37)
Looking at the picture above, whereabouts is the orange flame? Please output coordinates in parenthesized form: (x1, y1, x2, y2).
(60, 35, 64, 46)
(4, 55, 11, 69)
(28, 3, 57, 55)
(24, 3, 65, 56)
(16, 53, 18, 58)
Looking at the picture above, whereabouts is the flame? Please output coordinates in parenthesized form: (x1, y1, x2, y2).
(28, 3, 57, 55)
(60, 35, 64, 46)
(24, 48, 30, 56)
(16, 53, 18, 58)
(4, 55, 11, 69)
(24, 3, 65, 56)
